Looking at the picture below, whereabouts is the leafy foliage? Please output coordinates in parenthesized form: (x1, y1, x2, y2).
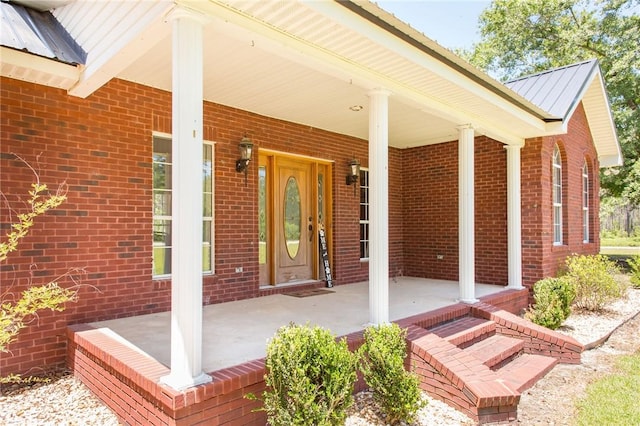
(0, 183, 66, 261)
(357, 323, 426, 424)
(526, 277, 575, 329)
(1, 283, 77, 352)
(466, 0, 640, 206)
(1, 171, 79, 381)
(628, 254, 640, 288)
(564, 254, 625, 311)
(261, 323, 357, 426)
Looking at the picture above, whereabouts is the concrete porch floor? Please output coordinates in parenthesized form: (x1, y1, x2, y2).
(90, 278, 506, 373)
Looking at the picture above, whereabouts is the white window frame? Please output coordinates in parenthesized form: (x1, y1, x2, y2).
(152, 132, 215, 278)
(552, 144, 563, 245)
(359, 168, 369, 261)
(582, 161, 589, 243)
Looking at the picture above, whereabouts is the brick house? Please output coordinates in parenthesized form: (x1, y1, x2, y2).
(1, 1, 621, 423)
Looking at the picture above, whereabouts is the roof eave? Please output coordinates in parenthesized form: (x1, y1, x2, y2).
(0, 46, 80, 89)
(336, 0, 561, 124)
(578, 65, 623, 168)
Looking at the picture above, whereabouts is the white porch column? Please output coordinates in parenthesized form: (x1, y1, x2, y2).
(368, 89, 391, 325)
(505, 144, 524, 289)
(458, 125, 478, 303)
(160, 9, 211, 391)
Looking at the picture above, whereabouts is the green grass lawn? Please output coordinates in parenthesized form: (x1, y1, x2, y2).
(601, 236, 640, 247)
(600, 246, 640, 255)
(575, 352, 640, 425)
(600, 235, 640, 256)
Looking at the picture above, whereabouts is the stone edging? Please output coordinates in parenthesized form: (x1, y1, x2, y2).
(583, 309, 640, 350)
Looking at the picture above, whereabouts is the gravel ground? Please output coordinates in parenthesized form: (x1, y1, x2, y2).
(2, 286, 638, 426)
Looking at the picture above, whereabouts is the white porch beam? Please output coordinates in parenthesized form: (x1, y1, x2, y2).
(505, 144, 524, 289)
(458, 124, 478, 303)
(368, 88, 391, 325)
(66, 1, 173, 98)
(160, 8, 211, 391)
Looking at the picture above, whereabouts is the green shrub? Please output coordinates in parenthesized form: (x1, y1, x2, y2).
(526, 277, 575, 329)
(357, 323, 426, 425)
(261, 323, 357, 426)
(565, 254, 624, 311)
(629, 255, 640, 289)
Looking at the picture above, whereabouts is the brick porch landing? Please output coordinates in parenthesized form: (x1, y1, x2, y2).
(66, 282, 580, 425)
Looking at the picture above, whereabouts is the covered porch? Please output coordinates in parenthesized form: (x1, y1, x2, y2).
(66, 279, 547, 425)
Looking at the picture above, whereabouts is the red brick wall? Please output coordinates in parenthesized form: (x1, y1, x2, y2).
(401, 137, 508, 285)
(389, 148, 405, 277)
(521, 103, 600, 288)
(402, 141, 459, 280)
(1, 76, 386, 375)
(474, 137, 508, 285)
(0, 75, 601, 378)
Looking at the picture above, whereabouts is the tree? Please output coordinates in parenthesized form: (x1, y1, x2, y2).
(465, 0, 640, 206)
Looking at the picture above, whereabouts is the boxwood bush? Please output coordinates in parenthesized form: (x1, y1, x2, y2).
(357, 323, 426, 424)
(526, 277, 575, 329)
(261, 323, 357, 426)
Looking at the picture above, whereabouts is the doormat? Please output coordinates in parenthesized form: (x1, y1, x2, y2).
(286, 289, 335, 298)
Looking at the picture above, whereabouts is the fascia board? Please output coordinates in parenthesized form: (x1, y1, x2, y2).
(561, 62, 599, 124)
(0, 46, 79, 88)
(588, 71, 623, 168)
(599, 154, 623, 168)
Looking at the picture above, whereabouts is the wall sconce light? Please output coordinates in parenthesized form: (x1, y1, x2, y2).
(235, 135, 253, 186)
(346, 158, 360, 194)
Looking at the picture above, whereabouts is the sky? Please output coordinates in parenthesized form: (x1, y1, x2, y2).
(377, 1, 491, 50)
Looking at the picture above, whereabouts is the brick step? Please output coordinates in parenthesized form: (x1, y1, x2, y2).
(465, 334, 525, 369)
(497, 354, 558, 393)
(429, 317, 496, 348)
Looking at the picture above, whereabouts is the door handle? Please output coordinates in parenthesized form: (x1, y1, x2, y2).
(309, 223, 313, 241)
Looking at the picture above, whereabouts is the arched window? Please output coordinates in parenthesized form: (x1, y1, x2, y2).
(552, 144, 563, 245)
(582, 161, 589, 243)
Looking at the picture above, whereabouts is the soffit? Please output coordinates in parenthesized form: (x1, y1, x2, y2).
(4, 0, 565, 148)
(0, 45, 79, 89)
(116, 0, 556, 148)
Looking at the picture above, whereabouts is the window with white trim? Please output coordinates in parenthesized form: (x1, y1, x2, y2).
(152, 135, 214, 277)
(582, 161, 589, 243)
(552, 144, 563, 245)
(359, 168, 369, 260)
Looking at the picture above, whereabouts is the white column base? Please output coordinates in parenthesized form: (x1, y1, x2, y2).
(160, 372, 212, 392)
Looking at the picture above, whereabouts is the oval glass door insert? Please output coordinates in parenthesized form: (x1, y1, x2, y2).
(284, 176, 301, 259)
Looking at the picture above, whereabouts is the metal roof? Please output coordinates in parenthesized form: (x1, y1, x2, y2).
(0, 1, 85, 65)
(505, 59, 599, 121)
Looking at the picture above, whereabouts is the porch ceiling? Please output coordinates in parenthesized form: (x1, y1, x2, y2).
(108, 0, 556, 148)
(116, 6, 456, 148)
